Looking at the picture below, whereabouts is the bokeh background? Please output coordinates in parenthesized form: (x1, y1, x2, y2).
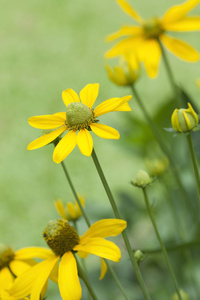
(1, 0, 200, 299)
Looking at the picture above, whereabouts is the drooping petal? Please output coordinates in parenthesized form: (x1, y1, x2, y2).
(105, 36, 143, 58)
(162, 0, 200, 24)
(77, 129, 93, 156)
(67, 202, 77, 219)
(30, 257, 59, 300)
(9, 260, 35, 277)
(90, 123, 120, 140)
(49, 260, 59, 283)
(117, 0, 143, 23)
(94, 95, 132, 117)
(53, 130, 77, 163)
(27, 126, 67, 150)
(160, 34, 199, 61)
(58, 252, 82, 300)
(139, 39, 161, 78)
(54, 199, 67, 219)
(0, 267, 14, 289)
(80, 219, 127, 242)
(74, 237, 121, 262)
(164, 16, 200, 31)
(79, 83, 99, 108)
(15, 247, 55, 260)
(9, 256, 59, 298)
(99, 258, 108, 280)
(28, 113, 66, 129)
(62, 89, 80, 107)
(107, 26, 142, 42)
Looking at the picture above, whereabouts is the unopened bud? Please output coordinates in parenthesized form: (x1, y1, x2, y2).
(171, 103, 198, 133)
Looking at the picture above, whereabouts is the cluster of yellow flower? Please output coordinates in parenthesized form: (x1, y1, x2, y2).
(1, 0, 200, 299)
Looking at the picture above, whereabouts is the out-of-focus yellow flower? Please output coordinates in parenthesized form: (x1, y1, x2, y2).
(172, 289, 189, 300)
(27, 83, 132, 163)
(195, 79, 200, 87)
(54, 196, 85, 221)
(9, 219, 127, 300)
(171, 102, 198, 132)
(145, 157, 169, 177)
(106, 0, 200, 78)
(131, 169, 153, 188)
(106, 54, 140, 86)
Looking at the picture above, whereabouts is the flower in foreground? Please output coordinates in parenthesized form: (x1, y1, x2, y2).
(171, 102, 198, 132)
(9, 218, 127, 300)
(0, 243, 36, 300)
(106, 0, 200, 78)
(54, 195, 85, 221)
(27, 83, 132, 163)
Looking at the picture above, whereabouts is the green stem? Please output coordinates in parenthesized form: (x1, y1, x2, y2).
(157, 39, 181, 107)
(91, 149, 152, 300)
(76, 258, 99, 300)
(60, 161, 130, 300)
(142, 187, 182, 300)
(131, 85, 198, 222)
(186, 133, 200, 207)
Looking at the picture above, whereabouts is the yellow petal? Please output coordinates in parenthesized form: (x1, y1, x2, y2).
(49, 260, 59, 283)
(27, 126, 66, 150)
(58, 252, 82, 300)
(107, 26, 142, 42)
(15, 247, 55, 260)
(162, 0, 200, 24)
(9, 256, 58, 298)
(160, 34, 199, 61)
(0, 267, 13, 289)
(164, 16, 200, 31)
(74, 237, 121, 262)
(30, 257, 59, 300)
(67, 202, 77, 219)
(105, 36, 142, 58)
(79, 83, 99, 108)
(54, 199, 67, 219)
(99, 258, 108, 280)
(113, 102, 132, 112)
(75, 195, 85, 215)
(80, 219, 127, 242)
(9, 260, 34, 277)
(77, 129, 93, 157)
(90, 123, 120, 140)
(94, 95, 132, 117)
(117, 0, 143, 23)
(140, 39, 161, 78)
(62, 89, 80, 107)
(28, 113, 66, 129)
(53, 130, 77, 163)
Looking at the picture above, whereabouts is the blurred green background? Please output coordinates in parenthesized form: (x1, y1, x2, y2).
(1, 0, 200, 299)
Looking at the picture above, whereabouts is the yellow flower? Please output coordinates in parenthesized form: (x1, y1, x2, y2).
(27, 83, 132, 163)
(106, 54, 140, 86)
(106, 0, 200, 78)
(145, 157, 169, 177)
(171, 102, 199, 132)
(9, 219, 127, 300)
(54, 196, 85, 221)
(0, 244, 36, 300)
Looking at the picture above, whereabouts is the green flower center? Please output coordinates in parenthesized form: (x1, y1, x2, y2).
(43, 219, 80, 256)
(0, 244, 15, 270)
(142, 18, 164, 39)
(66, 102, 95, 130)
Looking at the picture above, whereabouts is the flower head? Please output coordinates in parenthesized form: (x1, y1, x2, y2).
(9, 219, 127, 300)
(106, 0, 200, 78)
(106, 54, 140, 86)
(171, 102, 198, 132)
(27, 83, 132, 163)
(131, 169, 153, 188)
(54, 196, 85, 221)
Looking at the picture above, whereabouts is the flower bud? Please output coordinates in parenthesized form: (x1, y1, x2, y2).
(171, 103, 198, 133)
(106, 54, 140, 86)
(171, 289, 189, 300)
(145, 157, 169, 177)
(131, 169, 152, 188)
(134, 250, 146, 263)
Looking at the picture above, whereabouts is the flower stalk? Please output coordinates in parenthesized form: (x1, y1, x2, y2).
(91, 149, 152, 300)
(142, 187, 183, 300)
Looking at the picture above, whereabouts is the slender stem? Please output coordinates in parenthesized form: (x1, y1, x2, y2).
(142, 187, 182, 300)
(186, 133, 200, 207)
(131, 85, 198, 222)
(157, 39, 181, 107)
(91, 149, 152, 300)
(76, 258, 99, 300)
(60, 161, 130, 300)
